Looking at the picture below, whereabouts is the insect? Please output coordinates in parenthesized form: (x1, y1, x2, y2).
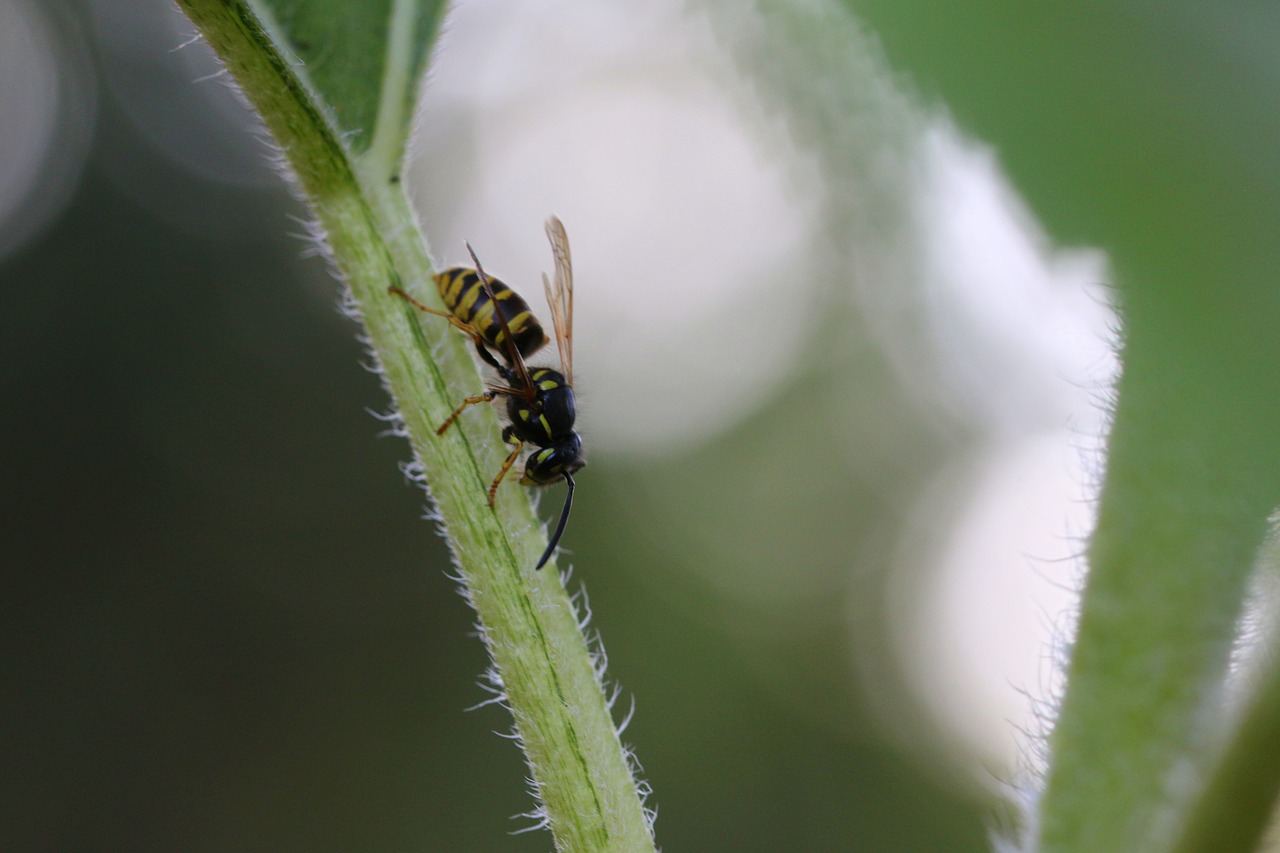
(390, 217, 584, 570)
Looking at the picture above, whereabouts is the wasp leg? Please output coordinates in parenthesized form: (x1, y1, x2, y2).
(389, 286, 474, 333)
(487, 431, 524, 507)
(390, 286, 490, 343)
(389, 287, 510, 372)
(437, 390, 497, 435)
(437, 383, 530, 435)
(471, 336, 503, 371)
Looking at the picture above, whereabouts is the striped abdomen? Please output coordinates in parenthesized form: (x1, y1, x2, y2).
(434, 267, 548, 361)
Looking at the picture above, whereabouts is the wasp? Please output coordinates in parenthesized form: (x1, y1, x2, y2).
(390, 217, 584, 570)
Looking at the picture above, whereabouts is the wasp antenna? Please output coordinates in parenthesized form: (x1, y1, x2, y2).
(534, 472, 576, 570)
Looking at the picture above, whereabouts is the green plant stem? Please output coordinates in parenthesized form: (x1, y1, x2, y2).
(1167, 636, 1280, 853)
(1038, 370, 1280, 853)
(173, 3, 655, 849)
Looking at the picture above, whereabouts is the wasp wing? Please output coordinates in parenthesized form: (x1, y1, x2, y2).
(543, 215, 574, 386)
(466, 241, 534, 398)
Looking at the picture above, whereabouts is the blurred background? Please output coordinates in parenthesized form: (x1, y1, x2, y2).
(4, 0, 1271, 850)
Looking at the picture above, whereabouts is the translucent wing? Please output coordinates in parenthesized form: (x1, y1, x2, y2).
(543, 215, 574, 386)
(466, 241, 533, 398)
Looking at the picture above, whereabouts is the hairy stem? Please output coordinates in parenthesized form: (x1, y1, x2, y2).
(174, 2, 655, 849)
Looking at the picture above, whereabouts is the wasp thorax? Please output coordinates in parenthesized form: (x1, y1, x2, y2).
(504, 370, 576, 445)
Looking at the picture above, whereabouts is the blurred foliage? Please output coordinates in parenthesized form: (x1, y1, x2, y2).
(847, 2, 1280, 850)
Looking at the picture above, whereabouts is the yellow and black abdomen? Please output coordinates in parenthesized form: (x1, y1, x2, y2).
(434, 267, 548, 361)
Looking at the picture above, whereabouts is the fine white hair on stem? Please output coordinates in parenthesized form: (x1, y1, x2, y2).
(617, 695, 638, 735)
(509, 802, 550, 835)
(168, 30, 204, 52)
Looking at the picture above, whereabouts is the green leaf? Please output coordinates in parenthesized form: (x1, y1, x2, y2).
(252, 0, 446, 171)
